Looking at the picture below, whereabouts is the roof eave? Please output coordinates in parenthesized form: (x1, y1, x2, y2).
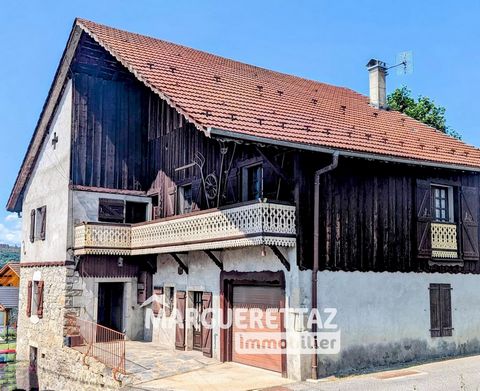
(209, 127, 480, 173)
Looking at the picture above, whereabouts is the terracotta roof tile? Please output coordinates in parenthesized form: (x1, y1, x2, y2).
(76, 19, 479, 168)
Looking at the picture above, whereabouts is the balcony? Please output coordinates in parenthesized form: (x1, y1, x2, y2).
(74, 200, 296, 256)
(431, 222, 458, 259)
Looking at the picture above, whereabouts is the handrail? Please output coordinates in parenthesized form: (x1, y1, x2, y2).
(68, 316, 126, 377)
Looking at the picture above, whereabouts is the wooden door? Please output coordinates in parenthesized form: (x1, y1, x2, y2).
(193, 291, 203, 351)
(175, 291, 186, 350)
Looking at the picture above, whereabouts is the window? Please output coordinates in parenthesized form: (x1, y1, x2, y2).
(26, 280, 44, 319)
(242, 164, 263, 201)
(30, 206, 47, 242)
(177, 184, 193, 214)
(432, 186, 452, 222)
(125, 202, 148, 224)
(429, 283, 453, 337)
(98, 199, 125, 223)
(165, 286, 175, 317)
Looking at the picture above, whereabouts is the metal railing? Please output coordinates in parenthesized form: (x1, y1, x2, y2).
(432, 222, 458, 259)
(68, 316, 126, 376)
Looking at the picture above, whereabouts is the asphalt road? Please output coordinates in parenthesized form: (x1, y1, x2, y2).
(280, 355, 480, 391)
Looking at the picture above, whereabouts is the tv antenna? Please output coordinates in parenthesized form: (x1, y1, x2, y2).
(387, 51, 414, 75)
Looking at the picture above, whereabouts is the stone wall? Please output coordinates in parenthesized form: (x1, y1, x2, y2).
(16, 265, 68, 361)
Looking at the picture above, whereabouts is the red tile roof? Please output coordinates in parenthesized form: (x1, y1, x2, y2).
(6, 19, 480, 212)
(78, 18, 480, 169)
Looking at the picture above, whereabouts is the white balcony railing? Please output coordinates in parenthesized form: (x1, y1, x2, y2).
(74, 200, 296, 256)
(431, 222, 458, 259)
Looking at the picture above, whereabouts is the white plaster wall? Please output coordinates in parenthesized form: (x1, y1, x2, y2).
(21, 81, 72, 262)
(150, 245, 311, 380)
(72, 190, 151, 223)
(317, 271, 480, 374)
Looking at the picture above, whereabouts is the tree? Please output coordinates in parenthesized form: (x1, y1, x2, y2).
(387, 86, 461, 139)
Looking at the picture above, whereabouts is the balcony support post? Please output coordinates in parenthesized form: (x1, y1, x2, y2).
(204, 250, 223, 270)
(268, 245, 290, 271)
(169, 253, 189, 274)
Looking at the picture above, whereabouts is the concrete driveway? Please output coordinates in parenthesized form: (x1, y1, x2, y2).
(123, 341, 293, 391)
(270, 355, 480, 391)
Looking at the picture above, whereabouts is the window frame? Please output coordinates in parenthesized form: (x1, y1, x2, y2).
(432, 185, 454, 223)
(241, 162, 263, 202)
(177, 183, 193, 215)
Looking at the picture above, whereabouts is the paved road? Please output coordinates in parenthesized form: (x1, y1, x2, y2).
(275, 355, 480, 391)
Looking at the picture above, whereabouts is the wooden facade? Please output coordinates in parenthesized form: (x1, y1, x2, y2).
(69, 32, 480, 273)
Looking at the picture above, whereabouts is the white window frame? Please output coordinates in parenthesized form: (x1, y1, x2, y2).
(432, 184, 454, 223)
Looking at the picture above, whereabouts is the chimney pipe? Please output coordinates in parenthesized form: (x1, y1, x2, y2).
(366, 59, 387, 108)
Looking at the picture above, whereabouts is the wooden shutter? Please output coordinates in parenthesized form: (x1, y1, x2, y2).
(152, 287, 164, 316)
(98, 199, 125, 223)
(440, 284, 453, 336)
(26, 281, 32, 317)
(175, 291, 186, 350)
(460, 186, 479, 260)
(29, 210, 35, 243)
(416, 180, 432, 258)
(191, 179, 202, 211)
(202, 292, 213, 357)
(40, 206, 47, 241)
(224, 168, 239, 204)
(165, 185, 177, 217)
(37, 281, 44, 319)
(429, 283, 452, 337)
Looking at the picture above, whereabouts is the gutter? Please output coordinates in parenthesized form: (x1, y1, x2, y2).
(311, 151, 339, 380)
(208, 127, 480, 173)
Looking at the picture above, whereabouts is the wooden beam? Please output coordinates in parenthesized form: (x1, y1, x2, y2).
(255, 147, 292, 184)
(170, 253, 189, 274)
(204, 250, 223, 270)
(269, 245, 290, 271)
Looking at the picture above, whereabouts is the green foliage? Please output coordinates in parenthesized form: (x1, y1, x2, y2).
(0, 245, 20, 269)
(387, 86, 461, 139)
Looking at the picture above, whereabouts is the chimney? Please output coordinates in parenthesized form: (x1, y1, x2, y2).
(366, 59, 387, 108)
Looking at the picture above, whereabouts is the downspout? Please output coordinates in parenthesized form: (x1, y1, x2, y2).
(311, 151, 339, 380)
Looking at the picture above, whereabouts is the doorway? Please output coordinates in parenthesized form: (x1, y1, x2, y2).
(192, 291, 203, 351)
(98, 282, 124, 332)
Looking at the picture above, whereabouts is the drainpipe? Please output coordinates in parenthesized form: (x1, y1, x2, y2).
(311, 151, 339, 380)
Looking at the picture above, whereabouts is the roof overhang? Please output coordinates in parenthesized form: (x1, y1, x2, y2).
(209, 127, 480, 173)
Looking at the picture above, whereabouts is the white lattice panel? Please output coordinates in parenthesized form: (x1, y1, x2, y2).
(432, 222, 458, 259)
(74, 201, 297, 256)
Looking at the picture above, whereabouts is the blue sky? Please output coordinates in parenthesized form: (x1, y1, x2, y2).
(0, 1, 479, 245)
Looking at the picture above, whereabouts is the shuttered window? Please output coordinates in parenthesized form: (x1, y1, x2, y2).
(416, 180, 432, 258)
(460, 186, 479, 260)
(29, 210, 36, 243)
(30, 206, 47, 242)
(429, 283, 453, 337)
(98, 199, 125, 223)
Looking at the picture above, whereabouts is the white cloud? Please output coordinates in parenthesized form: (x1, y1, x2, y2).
(4, 214, 19, 223)
(0, 213, 22, 245)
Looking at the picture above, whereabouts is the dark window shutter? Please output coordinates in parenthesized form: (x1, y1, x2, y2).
(460, 186, 479, 261)
(37, 281, 44, 318)
(40, 206, 47, 241)
(225, 168, 239, 204)
(430, 283, 453, 337)
(30, 210, 35, 243)
(416, 180, 432, 258)
(191, 179, 202, 211)
(429, 284, 441, 337)
(98, 199, 125, 223)
(165, 185, 177, 217)
(26, 280, 33, 317)
(202, 292, 213, 357)
(175, 291, 186, 350)
(440, 285, 453, 336)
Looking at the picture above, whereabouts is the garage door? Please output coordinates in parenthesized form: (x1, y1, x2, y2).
(232, 285, 283, 373)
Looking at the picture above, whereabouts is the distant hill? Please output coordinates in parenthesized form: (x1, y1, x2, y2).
(0, 244, 20, 268)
